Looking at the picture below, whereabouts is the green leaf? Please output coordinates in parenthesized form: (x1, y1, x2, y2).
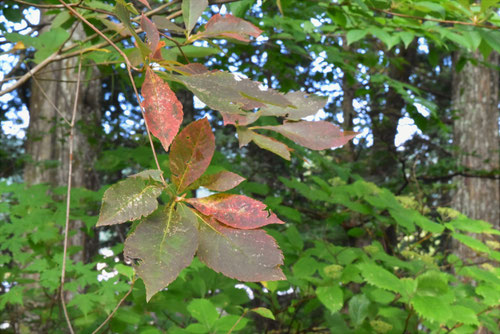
(187, 299, 219, 330)
(348, 295, 370, 327)
(182, 0, 208, 33)
(214, 315, 249, 332)
(170, 118, 215, 192)
(316, 285, 343, 313)
(97, 176, 163, 226)
(357, 262, 403, 293)
(115, 0, 151, 57)
(412, 212, 444, 233)
(169, 70, 291, 117)
(416, 271, 449, 297)
(258, 91, 328, 120)
(450, 305, 479, 325)
(411, 295, 451, 323)
(250, 131, 292, 160)
(346, 29, 368, 45)
(452, 233, 491, 254)
(196, 215, 286, 281)
(251, 307, 275, 320)
(123, 204, 199, 301)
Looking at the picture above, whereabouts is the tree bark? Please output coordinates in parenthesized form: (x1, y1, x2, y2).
(451, 51, 500, 261)
(25, 23, 102, 262)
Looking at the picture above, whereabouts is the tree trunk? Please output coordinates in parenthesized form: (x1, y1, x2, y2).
(451, 51, 500, 254)
(25, 23, 101, 263)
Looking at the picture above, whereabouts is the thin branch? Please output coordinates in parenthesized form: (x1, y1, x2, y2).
(30, 75, 70, 126)
(91, 280, 135, 334)
(227, 309, 248, 334)
(0, 51, 58, 96)
(60, 54, 84, 334)
(371, 7, 500, 30)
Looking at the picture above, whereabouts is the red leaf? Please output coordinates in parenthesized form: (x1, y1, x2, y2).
(199, 171, 245, 192)
(170, 118, 215, 192)
(256, 121, 358, 150)
(142, 68, 183, 152)
(137, 0, 151, 9)
(141, 14, 161, 59)
(197, 216, 286, 282)
(221, 111, 259, 126)
(200, 14, 262, 42)
(186, 194, 284, 229)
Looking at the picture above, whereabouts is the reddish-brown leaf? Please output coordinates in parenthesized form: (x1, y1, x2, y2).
(175, 63, 210, 75)
(256, 121, 358, 150)
(186, 193, 284, 229)
(200, 14, 263, 42)
(197, 215, 286, 282)
(170, 118, 215, 192)
(221, 111, 259, 126)
(141, 14, 161, 59)
(142, 68, 183, 151)
(137, 0, 151, 9)
(199, 171, 245, 192)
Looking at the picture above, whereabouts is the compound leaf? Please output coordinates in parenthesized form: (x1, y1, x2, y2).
(97, 175, 163, 226)
(187, 193, 284, 229)
(182, 0, 208, 33)
(197, 215, 285, 281)
(255, 121, 358, 150)
(124, 204, 198, 301)
(170, 118, 215, 192)
(199, 13, 262, 42)
(142, 68, 183, 152)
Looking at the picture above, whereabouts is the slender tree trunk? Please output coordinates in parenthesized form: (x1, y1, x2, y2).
(451, 51, 500, 258)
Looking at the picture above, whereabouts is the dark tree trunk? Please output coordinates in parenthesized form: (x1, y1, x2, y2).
(451, 51, 500, 263)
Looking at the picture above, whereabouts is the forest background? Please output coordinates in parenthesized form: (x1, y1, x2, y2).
(0, 0, 499, 333)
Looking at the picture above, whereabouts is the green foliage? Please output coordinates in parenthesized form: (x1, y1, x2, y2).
(1, 0, 500, 333)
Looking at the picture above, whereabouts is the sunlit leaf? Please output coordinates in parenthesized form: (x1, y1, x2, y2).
(221, 111, 259, 126)
(152, 15, 185, 33)
(124, 204, 198, 301)
(142, 68, 183, 152)
(199, 14, 262, 42)
(237, 127, 291, 159)
(97, 175, 163, 226)
(251, 307, 275, 320)
(187, 193, 284, 229)
(197, 171, 245, 192)
(170, 118, 215, 192)
(197, 215, 285, 281)
(182, 0, 208, 33)
(259, 91, 328, 120)
(255, 121, 358, 150)
(317, 285, 343, 313)
(170, 71, 291, 117)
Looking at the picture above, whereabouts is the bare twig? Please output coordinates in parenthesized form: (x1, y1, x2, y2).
(0, 51, 58, 96)
(60, 54, 84, 334)
(91, 279, 136, 334)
